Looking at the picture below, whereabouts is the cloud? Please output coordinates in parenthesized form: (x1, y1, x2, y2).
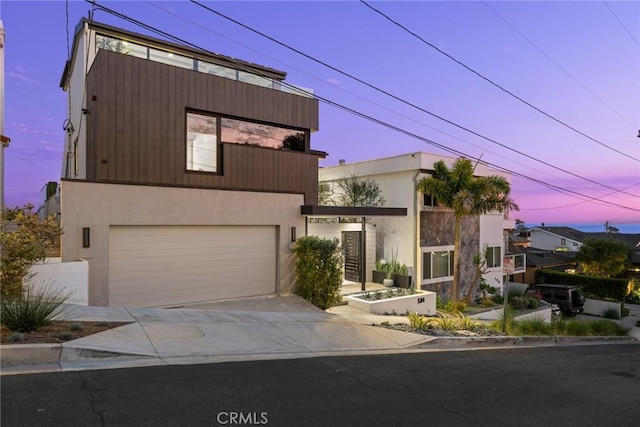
(7, 66, 39, 84)
(324, 78, 343, 88)
(9, 123, 60, 136)
(10, 138, 63, 161)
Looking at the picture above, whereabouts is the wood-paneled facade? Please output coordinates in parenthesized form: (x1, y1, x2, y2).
(84, 49, 320, 203)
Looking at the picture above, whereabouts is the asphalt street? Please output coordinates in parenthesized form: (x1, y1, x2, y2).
(2, 343, 639, 426)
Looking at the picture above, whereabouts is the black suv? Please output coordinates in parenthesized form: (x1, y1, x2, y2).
(527, 284, 586, 316)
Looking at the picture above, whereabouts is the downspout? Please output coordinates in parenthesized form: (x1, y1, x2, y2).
(412, 170, 421, 289)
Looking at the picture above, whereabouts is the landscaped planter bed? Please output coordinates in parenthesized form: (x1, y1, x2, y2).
(346, 289, 436, 316)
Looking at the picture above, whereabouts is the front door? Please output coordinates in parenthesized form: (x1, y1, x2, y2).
(342, 231, 361, 282)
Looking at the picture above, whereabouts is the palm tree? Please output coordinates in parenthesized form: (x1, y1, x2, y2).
(418, 158, 518, 302)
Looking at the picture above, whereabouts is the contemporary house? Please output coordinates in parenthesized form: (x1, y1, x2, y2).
(319, 153, 520, 300)
(59, 19, 323, 307)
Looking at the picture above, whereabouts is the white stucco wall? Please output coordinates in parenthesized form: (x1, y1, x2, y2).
(319, 152, 514, 290)
(61, 180, 305, 306)
(25, 258, 89, 305)
(529, 229, 582, 252)
(480, 213, 507, 292)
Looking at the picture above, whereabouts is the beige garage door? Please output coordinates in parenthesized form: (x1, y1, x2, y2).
(108, 225, 276, 307)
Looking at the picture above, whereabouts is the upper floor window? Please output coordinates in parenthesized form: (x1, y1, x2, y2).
(186, 112, 307, 173)
(221, 118, 306, 151)
(186, 113, 217, 172)
(486, 246, 502, 268)
(560, 238, 567, 245)
(423, 194, 437, 207)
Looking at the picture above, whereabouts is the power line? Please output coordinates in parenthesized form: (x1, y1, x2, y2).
(189, 0, 640, 199)
(144, 0, 597, 194)
(84, 0, 640, 213)
(602, 0, 640, 48)
(360, 0, 640, 163)
(519, 181, 640, 211)
(482, 0, 637, 129)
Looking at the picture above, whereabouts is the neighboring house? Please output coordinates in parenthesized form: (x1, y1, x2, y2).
(528, 225, 640, 278)
(59, 19, 322, 307)
(519, 247, 577, 284)
(37, 181, 60, 223)
(528, 226, 585, 252)
(319, 152, 518, 299)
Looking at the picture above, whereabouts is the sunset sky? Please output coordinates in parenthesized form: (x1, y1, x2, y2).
(3, 1, 639, 232)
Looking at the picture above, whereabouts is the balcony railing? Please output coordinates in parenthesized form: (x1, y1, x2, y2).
(95, 34, 315, 98)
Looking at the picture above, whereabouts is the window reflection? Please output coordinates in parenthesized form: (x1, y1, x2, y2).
(221, 118, 305, 151)
(186, 113, 217, 172)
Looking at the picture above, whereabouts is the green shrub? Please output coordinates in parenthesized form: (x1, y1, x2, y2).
(293, 236, 343, 310)
(54, 332, 74, 341)
(453, 311, 482, 331)
(1, 204, 62, 298)
(481, 297, 493, 308)
(510, 296, 528, 310)
(515, 316, 552, 335)
(602, 307, 620, 319)
(69, 323, 83, 332)
(444, 300, 467, 313)
(428, 315, 458, 332)
(7, 332, 25, 342)
(588, 319, 627, 336)
(0, 282, 72, 332)
(563, 320, 591, 336)
(527, 298, 539, 309)
(408, 311, 429, 330)
(490, 307, 515, 335)
(491, 294, 504, 304)
(535, 269, 627, 301)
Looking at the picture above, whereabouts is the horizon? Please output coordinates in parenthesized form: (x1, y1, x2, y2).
(2, 1, 639, 232)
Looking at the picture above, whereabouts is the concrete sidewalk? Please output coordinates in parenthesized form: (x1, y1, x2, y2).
(2, 297, 638, 375)
(0, 296, 431, 375)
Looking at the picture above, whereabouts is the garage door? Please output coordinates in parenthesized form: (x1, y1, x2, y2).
(108, 225, 276, 307)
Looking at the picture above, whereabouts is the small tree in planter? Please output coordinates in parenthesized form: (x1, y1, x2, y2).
(294, 236, 343, 309)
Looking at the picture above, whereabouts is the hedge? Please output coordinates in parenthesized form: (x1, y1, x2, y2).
(534, 269, 628, 302)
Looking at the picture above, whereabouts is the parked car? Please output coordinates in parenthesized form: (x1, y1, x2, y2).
(527, 284, 585, 316)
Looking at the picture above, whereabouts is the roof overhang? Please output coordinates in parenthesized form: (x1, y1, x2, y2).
(301, 205, 407, 217)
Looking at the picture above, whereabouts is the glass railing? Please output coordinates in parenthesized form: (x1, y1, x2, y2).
(95, 34, 315, 98)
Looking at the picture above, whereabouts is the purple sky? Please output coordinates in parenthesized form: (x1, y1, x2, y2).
(3, 1, 639, 232)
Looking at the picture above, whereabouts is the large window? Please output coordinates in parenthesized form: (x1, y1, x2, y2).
(186, 113, 217, 172)
(422, 248, 454, 281)
(221, 118, 305, 151)
(486, 246, 502, 268)
(186, 112, 307, 173)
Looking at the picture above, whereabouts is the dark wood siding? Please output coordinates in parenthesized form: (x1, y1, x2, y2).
(85, 50, 320, 203)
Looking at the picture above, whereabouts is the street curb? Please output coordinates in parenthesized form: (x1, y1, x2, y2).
(419, 335, 637, 347)
(0, 344, 147, 367)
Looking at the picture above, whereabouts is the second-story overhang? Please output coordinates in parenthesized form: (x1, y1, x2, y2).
(300, 205, 407, 217)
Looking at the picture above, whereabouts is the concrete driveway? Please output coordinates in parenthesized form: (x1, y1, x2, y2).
(0, 295, 430, 374)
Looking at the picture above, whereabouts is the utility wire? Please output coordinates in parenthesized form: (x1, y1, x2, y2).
(482, 0, 637, 129)
(602, 0, 640, 48)
(84, 0, 640, 213)
(190, 0, 640, 199)
(360, 0, 640, 163)
(144, 0, 596, 194)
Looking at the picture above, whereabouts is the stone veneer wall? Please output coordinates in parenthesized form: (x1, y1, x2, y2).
(419, 211, 480, 301)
